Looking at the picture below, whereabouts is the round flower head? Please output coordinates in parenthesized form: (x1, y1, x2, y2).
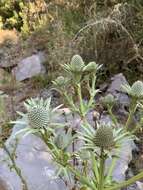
(83, 61, 100, 73)
(131, 81, 143, 99)
(94, 126, 114, 149)
(53, 76, 65, 86)
(121, 81, 143, 99)
(70, 54, 85, 73)
(101, 94, 116, 108)
(53, 76, 69, 89)
(28, 106, 49, 128)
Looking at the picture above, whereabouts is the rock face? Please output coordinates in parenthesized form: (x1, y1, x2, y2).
(0, 73, 139, 189)
(0, 109, 136, 190)
(106, 73, 130, 120)
(0, 122, 67, 190)
(107, 73, 129, 106)
(12, 52, 46, 81)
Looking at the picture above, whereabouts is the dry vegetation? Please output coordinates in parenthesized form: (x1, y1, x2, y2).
(0, 1, 143, 80)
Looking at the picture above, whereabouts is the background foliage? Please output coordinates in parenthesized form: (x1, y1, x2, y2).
(0, 0, 143, 81)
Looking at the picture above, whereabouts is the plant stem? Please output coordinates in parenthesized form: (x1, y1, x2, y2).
(107, 107, 118, 126)
(125, 99, 137, 131)
(77, 83, 85, 117)
(105, 149, 120, 183)
(83, 160, 88, 176)
(2, 143, 28, 190)
(88, 75, 96, 108)
(63, 92, 78, 113)
(67, 165, 95, 190)
(98, 148, 105, 190)
(106, 170, 143, 190)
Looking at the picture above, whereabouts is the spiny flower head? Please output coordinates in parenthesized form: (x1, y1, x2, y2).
(83, 61, 101, 74)
(131, 81, 143, 98)
(121, 80, 143, 99)
(94, 126, 114, 149)
(53, 76, 69, 87)
(101, 94, 116, 108)
(28, 106, 49, 128)
(63, 55, 85, 74)
(70, 54, 85, 73)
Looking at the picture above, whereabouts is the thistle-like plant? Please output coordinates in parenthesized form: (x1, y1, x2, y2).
(121, 81, 143, 130)
(63, 54, 85, 83)
(121, 81, 143, 99)
(12, 55, 143, 190)
(12, 97, 65, 145)
(53, 55, 101, 118)
(78, 122, 133, 152)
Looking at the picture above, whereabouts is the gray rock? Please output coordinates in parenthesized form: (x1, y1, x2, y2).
(0, 122, 67, 190)
(107, 73, 130, 117)
(136, 181, 143, 190)
(99, 114, 137, 183)
(111, 140, 136, 182)
(107, 73, 129, 98)
(12, 52, 46, 81)
(0, 108, 136, 190)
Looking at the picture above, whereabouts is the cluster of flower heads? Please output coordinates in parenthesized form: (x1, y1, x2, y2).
(14, 55, 142, 153)
(53, 54, 102, 87)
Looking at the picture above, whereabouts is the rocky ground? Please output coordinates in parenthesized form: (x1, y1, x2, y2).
(0, 67, 143, 189)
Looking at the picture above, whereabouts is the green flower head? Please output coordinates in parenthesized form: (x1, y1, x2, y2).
(63, 55, 85, 74)
(94, 126, 114, 149)
(53, 76, 69, 88)
(70, 54, 85, 73)
(101, 94, 116, 108)
(121, 80, 143, 99)
(83, 61, 101, 74)
(27, 106, 49, 128)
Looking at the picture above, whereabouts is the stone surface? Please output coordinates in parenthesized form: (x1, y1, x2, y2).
(12, 52, 46, 81)
(0, 101, 137, 190)
(107, 73, 128, 92)
(106, 73, 130, 120)
(136, 181, 143, 190)
(0, 122, 67, 190)
(112, 140, 136, 182)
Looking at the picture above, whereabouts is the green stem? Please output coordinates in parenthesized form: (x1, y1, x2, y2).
(125, 99, 137, 131)
(77, 83, 85, 117)
(106, 170, 143, 190)
(108, 107, 118, 126)
(88, 75, 96, 108)
(63, 92, 78, 112)
(83, 160, 88, 176)
(2, 143, 28, 190)
(67, 165, 96, 190)
(105, 149, 120, 183)
(98, 148, 105, 190)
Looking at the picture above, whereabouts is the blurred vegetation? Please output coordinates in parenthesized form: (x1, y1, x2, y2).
(0, 0, 143, 83)
(0, 0, 143, 142)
